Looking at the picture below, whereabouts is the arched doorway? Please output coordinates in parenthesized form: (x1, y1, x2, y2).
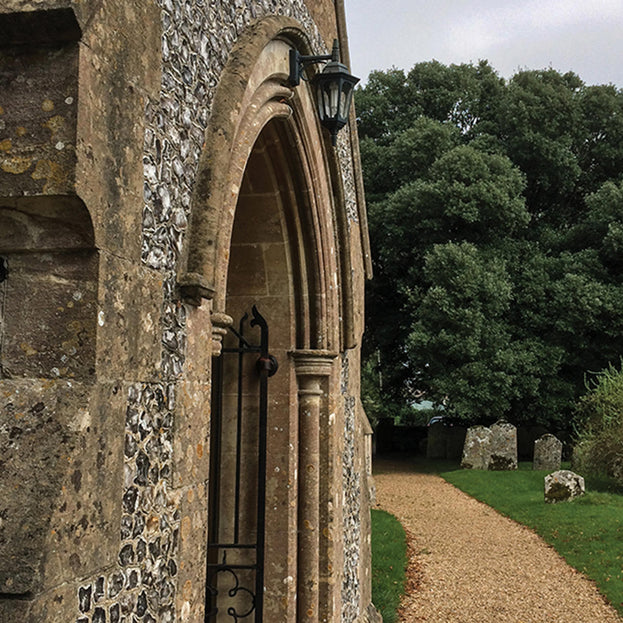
(206, 115, 340, 622)
(206, 119, 298, 622)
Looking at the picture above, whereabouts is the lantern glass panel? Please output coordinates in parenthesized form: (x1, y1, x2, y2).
(316, 81, 342, 121)
(316, 87, 326, 121)
(340, 81, 354, 120)
(329, 81, 340, 117)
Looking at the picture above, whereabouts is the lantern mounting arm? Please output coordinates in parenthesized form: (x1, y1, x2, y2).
(288, 39, 340, 87)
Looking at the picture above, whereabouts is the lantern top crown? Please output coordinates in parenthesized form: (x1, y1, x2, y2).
(317, 40, 347, 74)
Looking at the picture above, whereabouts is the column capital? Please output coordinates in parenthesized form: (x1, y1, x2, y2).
(290, 350, 338, 379)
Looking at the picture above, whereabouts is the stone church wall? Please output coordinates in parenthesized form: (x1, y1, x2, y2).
(0, 1, 373, 622)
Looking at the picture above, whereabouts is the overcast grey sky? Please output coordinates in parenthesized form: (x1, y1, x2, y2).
(345, 0, 623, 87)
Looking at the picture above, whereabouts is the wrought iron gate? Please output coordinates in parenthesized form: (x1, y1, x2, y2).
(205, 306, 278, 623)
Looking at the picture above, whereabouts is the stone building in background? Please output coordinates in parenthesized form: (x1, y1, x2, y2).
(0, 1, 377, 622)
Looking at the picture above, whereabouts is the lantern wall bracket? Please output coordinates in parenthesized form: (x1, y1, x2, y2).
(287, 40, 337, 87)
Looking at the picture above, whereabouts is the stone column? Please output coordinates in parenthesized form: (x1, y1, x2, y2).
(292, 351, 336, 622)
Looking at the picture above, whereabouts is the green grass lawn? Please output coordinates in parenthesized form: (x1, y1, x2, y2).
(370, 508, 408, 623)
(441, 463, 623, 615)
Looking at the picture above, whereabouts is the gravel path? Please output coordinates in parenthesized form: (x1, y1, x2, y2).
(374, 458, 621, 623)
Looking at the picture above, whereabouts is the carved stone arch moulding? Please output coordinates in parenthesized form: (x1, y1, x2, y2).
(178, 15, 355, 351)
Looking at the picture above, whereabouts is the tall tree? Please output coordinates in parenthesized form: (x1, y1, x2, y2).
(359, 62, 623, 427)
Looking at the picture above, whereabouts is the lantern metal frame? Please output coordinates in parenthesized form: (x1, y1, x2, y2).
(288, 39, 359, 146)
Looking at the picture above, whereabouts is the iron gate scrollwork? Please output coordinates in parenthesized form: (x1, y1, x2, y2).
(206, 306, 278, 623)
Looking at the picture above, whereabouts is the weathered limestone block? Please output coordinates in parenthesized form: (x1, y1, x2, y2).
(45, 381, 126, 585)
(0, 379, 88, 593)
(2, 248, 98, 379)
(0, 379, 124, 594)
(304, 2, 338, 49)
(172, 380, 211, 488)
(75, 0, 161, 260)
(0, 39, 78, 196)
(95, 253, 164, 381)
(489, 420, 518, 470)
(0, 196, 94, 250)
(544, 470, 585, 503)
(461, 425, 491, 470)
(0, 599, 29, 622)
(0, 197, 98, 380)
(184, 303, 216, 379)
(174, 481, 208, 623)
(533, 433, 563, 471)
(19, 578, 77, 623)
(75, 40, 153, 259)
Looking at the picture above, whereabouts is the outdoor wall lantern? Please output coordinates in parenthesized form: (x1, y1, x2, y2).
(288, 39, 359, 146)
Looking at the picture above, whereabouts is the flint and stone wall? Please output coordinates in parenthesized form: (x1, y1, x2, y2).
(0, 1, 372, 622)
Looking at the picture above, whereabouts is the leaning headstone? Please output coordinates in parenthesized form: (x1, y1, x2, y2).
(544, 470, 585, 503)
(488, 420, 518, 470)
(461, 425, 491, 470)
(426, 422, 447, 459)
(533, 434, 562, 471)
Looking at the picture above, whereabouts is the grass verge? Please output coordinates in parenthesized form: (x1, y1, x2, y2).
(371, 508, 408, 623)
(440, 463, 623, 615)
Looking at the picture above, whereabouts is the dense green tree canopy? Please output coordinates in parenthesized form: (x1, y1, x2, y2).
(359, 61, 623, 427)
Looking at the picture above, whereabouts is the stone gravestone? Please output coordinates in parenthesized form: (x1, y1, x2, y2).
(544, 470, 585, 503)
(461, 425, 491, 470)
(488, 420, 518, 470)
(533, 434, 562, 471)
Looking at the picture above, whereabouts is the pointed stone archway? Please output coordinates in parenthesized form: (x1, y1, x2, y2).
(178, 16, 356, 352)
(178, 16, 358, 623)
